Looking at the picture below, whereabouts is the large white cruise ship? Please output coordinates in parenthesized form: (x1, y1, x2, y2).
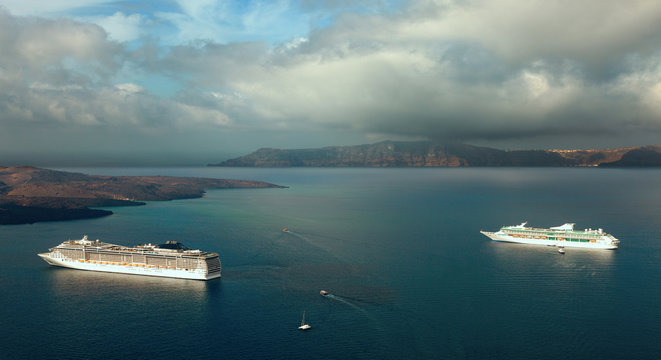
(480, 222, 619, 249)
(38, 236, 221, 280)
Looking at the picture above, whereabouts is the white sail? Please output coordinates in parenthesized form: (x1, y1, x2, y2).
(298, 311, 311, 330)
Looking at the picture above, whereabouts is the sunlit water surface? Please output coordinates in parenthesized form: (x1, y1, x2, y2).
(2, 167, 661, 359)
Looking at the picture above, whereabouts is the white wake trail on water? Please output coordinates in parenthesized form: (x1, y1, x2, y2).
(325, 294, 367, 315)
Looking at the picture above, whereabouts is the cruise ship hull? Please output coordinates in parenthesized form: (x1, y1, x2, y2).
(480, 230, 618, 250)
(38, 236, 222, 280)
(38, 253, 220, 280)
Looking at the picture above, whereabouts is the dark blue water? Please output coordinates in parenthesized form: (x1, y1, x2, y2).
(2, 168, 661, 359)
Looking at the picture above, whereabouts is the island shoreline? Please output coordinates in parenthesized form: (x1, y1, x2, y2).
(0, 166, 285, 225)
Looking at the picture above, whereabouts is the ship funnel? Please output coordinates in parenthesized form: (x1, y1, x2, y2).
(77, 235, 93, 245)
(550, 223, 575, 231)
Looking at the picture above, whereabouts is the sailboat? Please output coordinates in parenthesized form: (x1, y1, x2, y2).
(298, 311, 311, 330)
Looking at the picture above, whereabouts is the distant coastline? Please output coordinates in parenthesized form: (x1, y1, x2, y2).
(0, 166, 285, 225)
(209, 141, 661, 167)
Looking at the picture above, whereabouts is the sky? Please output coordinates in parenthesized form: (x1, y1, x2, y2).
(1, 0, 661, 165)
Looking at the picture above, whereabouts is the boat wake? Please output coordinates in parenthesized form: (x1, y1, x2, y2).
(322, 292, 369, 316)
(280, 228, 339, 260)
(320, 290, 388, 343)
(282, 229, 303, 238)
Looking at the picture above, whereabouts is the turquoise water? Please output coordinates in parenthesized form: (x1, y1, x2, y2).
(2, 167, 661, 359)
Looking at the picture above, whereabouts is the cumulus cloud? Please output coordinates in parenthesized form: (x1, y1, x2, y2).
(0, 8, 236, 159)
(0, 0, 110, 16)
(266, 0, 661, 141)
(154, 0, 661, 144)
(89, 12, 145, 43)
(2, 0, 661, 162)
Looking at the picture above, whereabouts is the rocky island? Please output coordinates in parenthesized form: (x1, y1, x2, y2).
(0, 166, 284, 225)
(209, 141, 661, 167)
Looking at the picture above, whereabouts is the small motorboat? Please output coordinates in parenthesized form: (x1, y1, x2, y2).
(558, 247, 565, 254)
(320, 290, 328, 296)
(298, 311, 311, 330)
(282, 227, 288, 232)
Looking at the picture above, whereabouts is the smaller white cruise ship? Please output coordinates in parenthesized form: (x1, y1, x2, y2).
(38, 236, 221, 280)
(481, 222, 619, 250)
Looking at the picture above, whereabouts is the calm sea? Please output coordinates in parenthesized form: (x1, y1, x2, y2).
(2, 167, 661, 359)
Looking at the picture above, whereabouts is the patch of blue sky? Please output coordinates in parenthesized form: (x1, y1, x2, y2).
(152, 0, 316, 46)
(79, 0, 402, 46)
(2, 0, 405, 46)
(66, 0, 180, 18)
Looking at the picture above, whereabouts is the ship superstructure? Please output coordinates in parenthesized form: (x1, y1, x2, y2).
(480, 222, 619, 250)
(38, 236, 221, 280)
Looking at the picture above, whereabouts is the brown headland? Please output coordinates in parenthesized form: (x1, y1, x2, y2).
(0, 166, 285, 225)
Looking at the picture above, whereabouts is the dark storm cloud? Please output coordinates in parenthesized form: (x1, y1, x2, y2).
(153, 0, 661, 145)
(2, 0, 661, 159)
(235, 0, 661, 142)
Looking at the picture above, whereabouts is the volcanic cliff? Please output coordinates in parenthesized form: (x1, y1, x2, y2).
(210, 141, 661, 167)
